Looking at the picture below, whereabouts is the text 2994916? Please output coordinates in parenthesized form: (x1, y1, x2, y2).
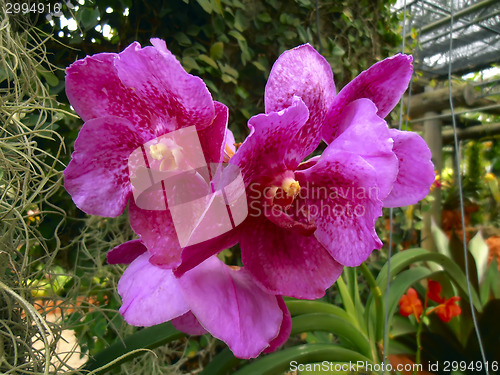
(5, 2, 62, 15)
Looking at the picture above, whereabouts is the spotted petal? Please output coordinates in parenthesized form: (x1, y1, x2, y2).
(296, 149, 383, 267)
(64, 116, 149, 217)
(239, 217, 343, 299)
(323, 54, 413, 142)
(231, 97, 314, 186)
(114, 39, 215, 132)
(265, 44, 336, 156)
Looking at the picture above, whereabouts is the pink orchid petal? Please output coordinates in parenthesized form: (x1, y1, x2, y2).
(128, 193, 183, 268)
(239, 217, 343, 299)
(174, 229, 238, 277)
(107, 239, 147, 265)
(230, 97, 312, 186)
(323, 54, 413, 142)
(172, 312, 207, 335)
(383, 129, 435, 207)
(263, 297, 292, 353)
(296, 150, 383, 267)
(117, 253, 189, 327)
(198, 101, 229, 165)
(225, 128, 236, 153)
(178, 257, 284, 359)
(114, 39, 215, 132)
(265, 44, 336, 156)
(331, 99, 398, 200)
(64, 116, 148, 217)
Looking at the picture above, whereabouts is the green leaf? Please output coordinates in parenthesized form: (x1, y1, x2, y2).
(175, 32, 192, 47)
(79, 7, 100, 31)
(83, 322, 184, 373)
(234, 10, 249, 32)
(257, 12, 272, 23)
(468, 231, 489, 282)
(286, 300, 352, 322)
(431, 221, 450, 257)
(38, 68, 59, 87)
(373, 248, 482, 312)
(480, 257, 500, 305)
(210, 42, 224, 60)
(198, 54, 218, 69)
(182, 56, 201, 72)
(252, 61, 266, 72)
(233, 344, 373, 375)
(196, 0, 213, 14)
(336, 276, 360, 329)
(291, 313, 372, 359)
(228, 30, 246, 42)
(200, 348, 241, 375)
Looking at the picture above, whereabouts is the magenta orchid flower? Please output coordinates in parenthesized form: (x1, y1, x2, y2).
(64, 38, 228, 218)
(107, 240, 291, 359)
(174, 44, 434, 300)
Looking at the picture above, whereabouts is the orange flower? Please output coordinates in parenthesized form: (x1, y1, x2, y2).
(399, 288, 423, 321)
(433, 296, 461, 323)
(427, 280, 445, 303)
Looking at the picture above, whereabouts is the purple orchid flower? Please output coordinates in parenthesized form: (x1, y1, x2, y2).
(177, 45, 434, 300)
(107, 240, 291, 359)
(64, 39, 228, 218)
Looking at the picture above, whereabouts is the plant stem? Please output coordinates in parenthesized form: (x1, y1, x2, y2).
(414, 314, 425, 375)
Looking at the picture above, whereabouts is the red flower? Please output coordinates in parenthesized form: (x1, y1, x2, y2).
(399, 288, 423, 321)
(434, 296, 462, 323)
(427, 280, 445, 303)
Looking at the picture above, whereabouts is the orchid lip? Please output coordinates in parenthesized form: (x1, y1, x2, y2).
(261, 178, 316, 235)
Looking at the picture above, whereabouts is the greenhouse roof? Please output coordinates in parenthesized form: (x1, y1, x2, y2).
(396, 0, 500, 77)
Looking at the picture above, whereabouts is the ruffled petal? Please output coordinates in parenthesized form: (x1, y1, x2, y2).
(198, 101, 229, 165)
(107, 239, 147, 265)
(230, 97, 313, 186)
(296, 149, 383, 267)
(330, 99, 398, 200)
(178, 257, 284, 359)
(263, 297, 292, 353)
(117, 253, 189, 327)
(239, 217, 343, 299)
(265, 44, 336, 155)
(323, 54, 413, 142)
(128, 197, 183, 268)
(174, 229, 238, 277)
(383, 129, 435, 207)
(114, 39, 215, 132)
(172, 312, 207, 335)
(64, 116, 149, 217)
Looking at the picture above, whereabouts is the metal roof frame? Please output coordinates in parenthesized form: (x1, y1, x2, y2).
(396, 0, 500, 77)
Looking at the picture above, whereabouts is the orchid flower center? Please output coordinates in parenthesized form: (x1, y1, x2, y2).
(265, 177, 301, 210)
(149, 142, 180, 171)
(281, 178, 300, 198)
